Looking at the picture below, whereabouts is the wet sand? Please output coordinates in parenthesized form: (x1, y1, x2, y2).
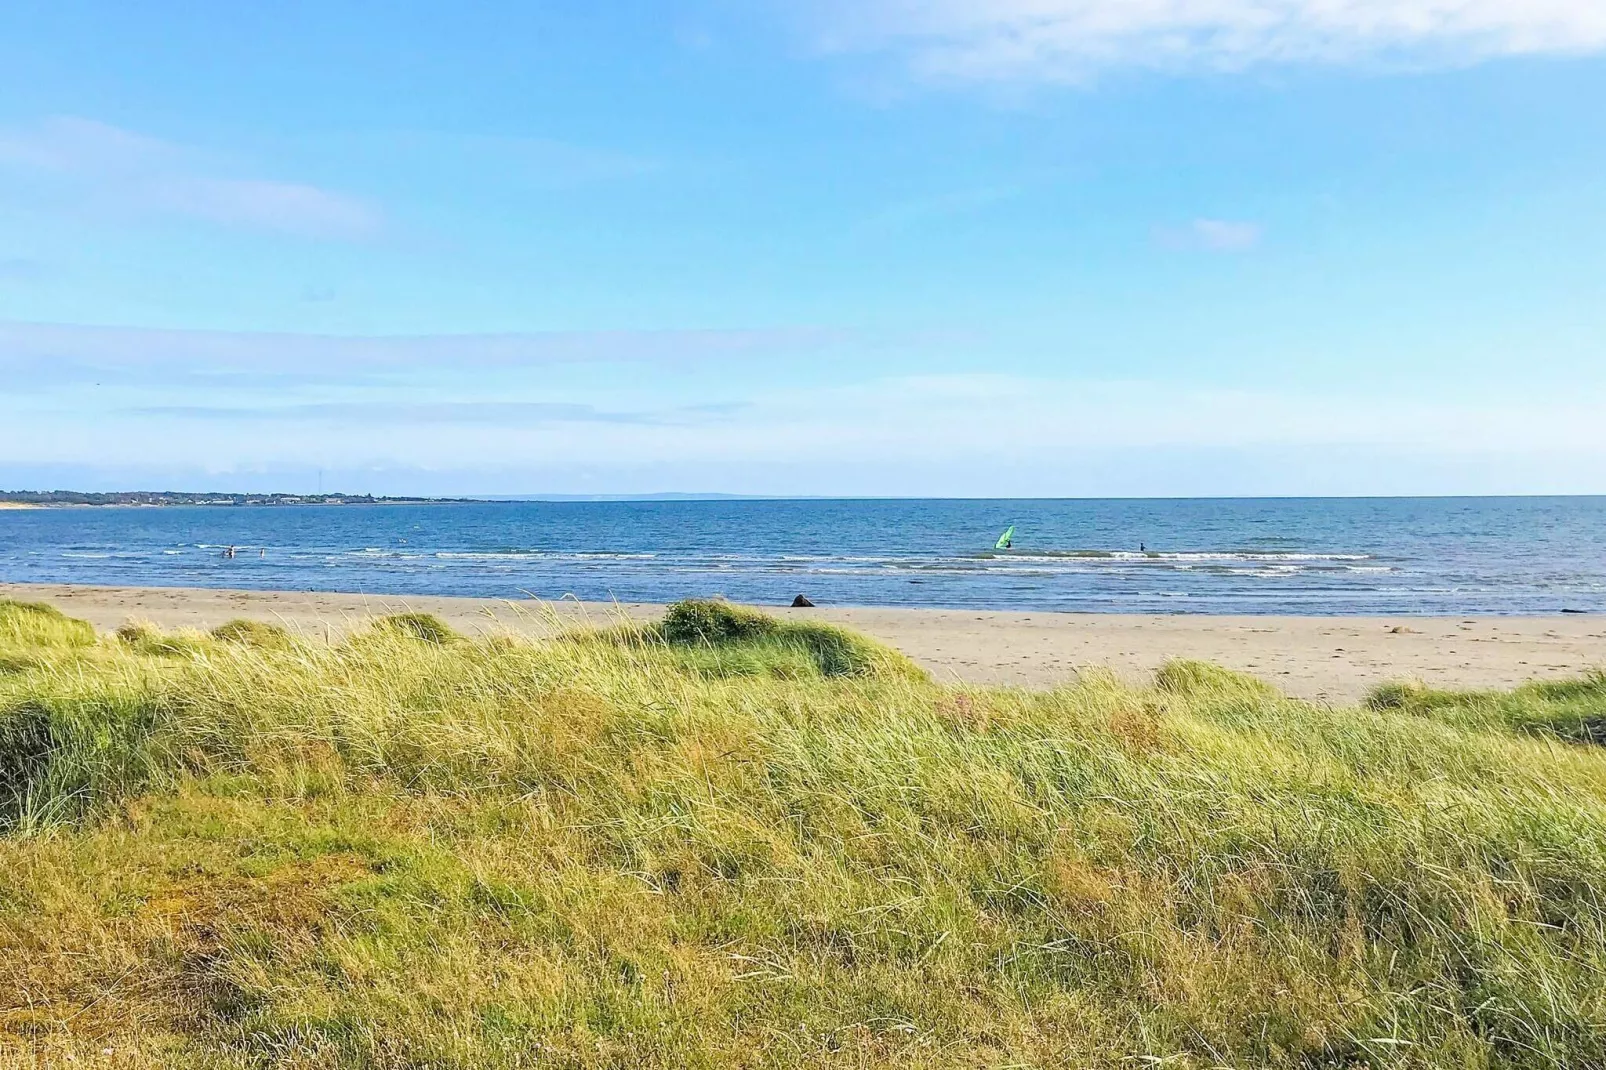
(4, 582, 1604, 704)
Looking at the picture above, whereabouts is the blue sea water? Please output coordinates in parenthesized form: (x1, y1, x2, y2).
(2, 497, 1604, 615)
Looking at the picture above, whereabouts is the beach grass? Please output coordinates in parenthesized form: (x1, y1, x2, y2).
(2, 600, 1605, 1067)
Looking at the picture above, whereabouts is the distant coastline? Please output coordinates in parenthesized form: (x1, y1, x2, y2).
(0, 490, 470, 508)
(0, 490, 818, 508)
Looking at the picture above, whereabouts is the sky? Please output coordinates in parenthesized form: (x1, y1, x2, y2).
(2, 1, 1605, 498)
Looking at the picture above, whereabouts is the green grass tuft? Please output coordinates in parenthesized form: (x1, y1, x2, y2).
(0, 690, 168, 833)
(1155, 658, 1278, 699)
(373, 612, 459, 645)
(658, 599, 926, 680)
(1369, 672, 1606, 746)
(115, 620, 213, 658)
(210, 618, 297, 650)
(661, 598, 779, 645)
(0, 599, 96, 649)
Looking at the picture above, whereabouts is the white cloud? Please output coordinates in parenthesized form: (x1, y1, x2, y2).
(0, 116, 378, 237)
(813, 1, 1606, 82)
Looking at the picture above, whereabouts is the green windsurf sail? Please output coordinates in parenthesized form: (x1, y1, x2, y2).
(995, 526, 1015, 550)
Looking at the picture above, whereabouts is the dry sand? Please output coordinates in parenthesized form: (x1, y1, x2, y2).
(4, 582, 1604, 704)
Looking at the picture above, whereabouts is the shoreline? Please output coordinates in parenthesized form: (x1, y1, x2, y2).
(5, 581, 1604, 703)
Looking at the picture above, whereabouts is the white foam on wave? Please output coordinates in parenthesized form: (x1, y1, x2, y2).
(434, 550, 656, 561)
(1002, 550, 1372, 563)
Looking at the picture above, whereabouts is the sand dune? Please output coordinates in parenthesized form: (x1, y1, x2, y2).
(3, 581, 1603, 703)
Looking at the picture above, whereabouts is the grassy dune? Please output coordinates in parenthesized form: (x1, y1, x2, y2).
(2, 598, 1606, 1068)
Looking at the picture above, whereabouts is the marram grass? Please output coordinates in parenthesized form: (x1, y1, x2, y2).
(2, 597, 1605, 1068)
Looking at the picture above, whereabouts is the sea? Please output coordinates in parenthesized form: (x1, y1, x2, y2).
(2, 497, 1604, 616)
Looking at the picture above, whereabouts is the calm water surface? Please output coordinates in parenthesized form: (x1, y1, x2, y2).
(2, 497, 1603, 615)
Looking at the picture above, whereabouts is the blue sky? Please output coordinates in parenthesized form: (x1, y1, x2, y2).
(2, 1, 1604, 497)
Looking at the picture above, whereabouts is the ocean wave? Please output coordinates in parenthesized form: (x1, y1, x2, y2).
(433, 550, 657, 561)
(975, 549, 1373, 563)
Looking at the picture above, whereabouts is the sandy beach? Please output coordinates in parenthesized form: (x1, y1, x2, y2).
(5, 581, 1603, 703)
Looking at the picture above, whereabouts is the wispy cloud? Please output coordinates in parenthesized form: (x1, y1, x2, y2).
(809, 1, 1606, 83)
(10, 371, 1606, 497)
(1, 357, 369, 395)
(0, 320, 860, 387)
(1154, 219, 1263, 252)
(0, 116, 378, 237)
(171, 176, 375, 235)
(127, 400, 745, 427)
(708, 373, 1606, 464)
